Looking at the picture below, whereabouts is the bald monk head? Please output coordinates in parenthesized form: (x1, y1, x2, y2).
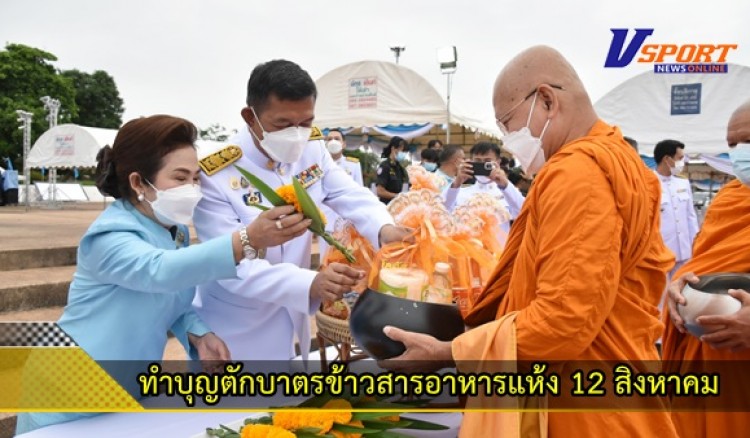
(727, 99, 750, 147)
(493, 46, 599, 170)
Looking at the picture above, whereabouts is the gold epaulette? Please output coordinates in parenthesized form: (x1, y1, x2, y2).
(309, 126, 324, 140)
(199, 145, 242, 176)
(345, 156, 360, 163)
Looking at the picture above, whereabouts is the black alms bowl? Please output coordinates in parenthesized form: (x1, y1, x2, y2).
(349, 288, 465, 360)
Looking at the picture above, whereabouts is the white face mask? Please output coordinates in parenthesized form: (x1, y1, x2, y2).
(671, 158, 685, 176)
(730, 144, 750, 186)
(476, 175, 492, 184)
(250, 107, 311, 164)
(146, 181, 203, 226)
(501, 93, 550, 175)
(326, 139, 343, 155)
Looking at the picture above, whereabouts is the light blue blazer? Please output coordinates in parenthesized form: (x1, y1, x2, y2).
(17, 199, 238, 435)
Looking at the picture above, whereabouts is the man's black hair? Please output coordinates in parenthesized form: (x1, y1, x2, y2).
(654, 139, 685, 164)
(246, 60, 317, 111)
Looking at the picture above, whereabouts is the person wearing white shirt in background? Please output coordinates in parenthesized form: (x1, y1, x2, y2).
(192, 60, 410, 360)
(318, 128, 363, 259)
(453, 141, 526, 235)
(654, 139, 699, 282)
(436, 144, 472, 210)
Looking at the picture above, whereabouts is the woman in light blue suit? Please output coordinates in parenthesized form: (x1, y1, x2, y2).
(16, 115, 311, 435)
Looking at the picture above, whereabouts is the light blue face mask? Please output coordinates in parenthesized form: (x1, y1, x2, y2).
(396, 151, 409, 161)
(422, 162, 438, 172)
(729, 145, 750, 186)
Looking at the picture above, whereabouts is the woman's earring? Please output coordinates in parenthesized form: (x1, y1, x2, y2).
(137, 193, 145, 202)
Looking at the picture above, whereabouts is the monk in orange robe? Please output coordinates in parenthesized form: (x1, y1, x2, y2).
(382, 46, 678, 437)
(662, 100, 750, 438)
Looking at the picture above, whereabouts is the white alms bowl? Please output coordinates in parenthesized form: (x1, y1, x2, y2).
(677, 273, 750, 338)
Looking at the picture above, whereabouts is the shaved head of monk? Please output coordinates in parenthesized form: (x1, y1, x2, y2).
(727, 99, 750, 147)
(493, 45, 599, 164)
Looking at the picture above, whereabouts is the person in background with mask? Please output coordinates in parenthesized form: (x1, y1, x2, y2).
(434, 144, 464, 187)
(380, 46, 677, 438)
(15, 115, 310, 434)
(325, 128, 363, 185)
(453, 141, 525, 234)
(193, 60, 407, 360)
(375, 136, 409, 204)
(654, 139, 699, 282)
(420, 148, 439, 172)
(319, 128, 363, 260)
(662, 99, 750, 438)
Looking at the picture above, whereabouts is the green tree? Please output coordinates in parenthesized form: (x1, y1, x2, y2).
(62, 69, 124, 129)
(0, 43, 78, 169)
(343, 149, 380, 187)
(199, 123, 233, 142)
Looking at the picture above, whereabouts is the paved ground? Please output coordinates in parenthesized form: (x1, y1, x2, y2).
(0, 203, 105, 251)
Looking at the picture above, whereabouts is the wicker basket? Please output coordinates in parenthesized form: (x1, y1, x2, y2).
(315, 310, 355, 345)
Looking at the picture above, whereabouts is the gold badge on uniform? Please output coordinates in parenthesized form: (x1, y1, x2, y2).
(199, 145, 243, 175)
(309, 126, 324, 140)
(229, 176, 241, 190)
(295, 164, 324, 189)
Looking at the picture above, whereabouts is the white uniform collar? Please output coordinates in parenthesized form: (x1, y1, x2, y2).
(655, 170, 673, 182)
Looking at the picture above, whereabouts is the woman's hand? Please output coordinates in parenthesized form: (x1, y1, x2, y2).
(246, 205, 312, 249)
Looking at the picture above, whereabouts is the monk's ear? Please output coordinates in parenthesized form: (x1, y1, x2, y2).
(538, 84, 560, 118)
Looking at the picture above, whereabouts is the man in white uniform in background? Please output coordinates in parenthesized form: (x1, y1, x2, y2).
(192, 60, 408, 360)
(453, 141, 525, 234)
(318, 128, 364, 258)
(654, 139, 699, 281)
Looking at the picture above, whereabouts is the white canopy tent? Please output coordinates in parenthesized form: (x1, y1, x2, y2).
(594, 63, 750, 157)
(25, 124, 117, 204)
(314, 60, 500, 139)
(28, 124, 118, 169)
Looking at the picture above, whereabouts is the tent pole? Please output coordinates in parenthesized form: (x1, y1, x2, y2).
(446, 73, 452, 143)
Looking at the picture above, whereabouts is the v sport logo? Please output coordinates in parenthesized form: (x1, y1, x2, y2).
(604, 29, 737, 73)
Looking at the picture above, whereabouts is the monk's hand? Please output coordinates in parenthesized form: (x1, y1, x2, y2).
(667, 272, 700, 333)
(377, 326, 454, 373)
(696, 289, 750, 352)
(188, 332, 231, 373)
(378, 224, 414, 245)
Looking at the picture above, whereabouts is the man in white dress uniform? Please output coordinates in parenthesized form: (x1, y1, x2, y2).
(318, 129, 365, 259)
(653, 139, 699, 281)
(192, 60, 407, 360)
